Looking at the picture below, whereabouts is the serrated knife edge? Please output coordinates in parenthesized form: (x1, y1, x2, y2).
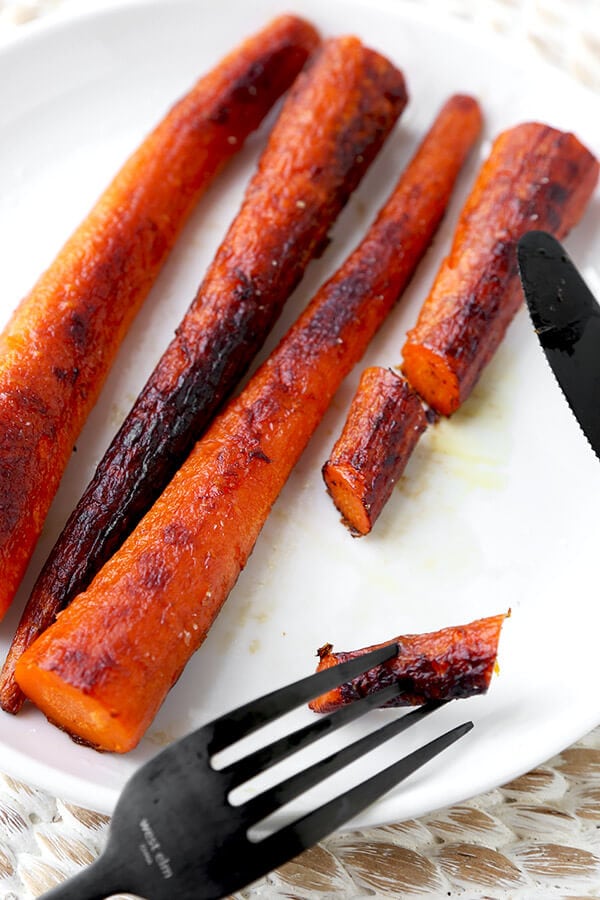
(517, 230, 600, 460)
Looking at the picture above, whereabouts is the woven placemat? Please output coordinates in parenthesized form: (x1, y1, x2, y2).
(1, 726, 600, 898)
(1, 1, 599, 898)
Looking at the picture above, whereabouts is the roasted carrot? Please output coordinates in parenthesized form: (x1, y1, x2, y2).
(323, 366, 427, 535)
(0, 14, 320, 626)
(14, 94, 482, 753)
(0, 35, 408, 714)
(308, 613, 507, 713)
(1, 35, 407, 712)
(402, 122, 599, 416)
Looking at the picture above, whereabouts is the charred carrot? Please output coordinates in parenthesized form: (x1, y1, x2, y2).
(309, 613, 507, 713)
(402, 122, 599, 416)
(323, 366, 427, 535)
(14, 94, 482, 753)
(0, 14, 319, 626)
(0, 35, 408, 714)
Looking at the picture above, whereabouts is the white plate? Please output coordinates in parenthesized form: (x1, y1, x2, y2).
(0, 0, 599, 828)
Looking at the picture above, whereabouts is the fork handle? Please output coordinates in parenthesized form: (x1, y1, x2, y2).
(39, 857, 123, 900)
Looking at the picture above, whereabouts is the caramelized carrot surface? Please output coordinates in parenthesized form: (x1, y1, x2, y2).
(402, 122, 599, 416)
(15, 94, 481, 753)
(0, 33, 407, 713)
(0, 14, 319, 625)
(309, 614, 507, 713)
(323, 366, 427, 535)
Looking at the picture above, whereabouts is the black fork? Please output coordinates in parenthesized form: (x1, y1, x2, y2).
(40, 643, 473, 900)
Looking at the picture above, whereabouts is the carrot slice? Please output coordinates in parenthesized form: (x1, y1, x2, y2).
(0, 14, 319, 624)
(309, 613, 507, 713)
(15, 94, 481, 753)
(402, 122, 599, 416)
(323, 367, 427, 535)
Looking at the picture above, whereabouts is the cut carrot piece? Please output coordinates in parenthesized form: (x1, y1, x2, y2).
(309, 613, 507, 713)
(323, 367, 427, 535)
(15, 94, 482, 753)
(402, 122, 599, 415)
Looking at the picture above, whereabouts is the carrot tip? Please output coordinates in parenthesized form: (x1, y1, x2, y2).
(14, 656, 140, 754)
(323, 462, 372, 536)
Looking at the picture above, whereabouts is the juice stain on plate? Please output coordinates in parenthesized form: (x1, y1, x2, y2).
(407, 341, 515, 498)
(145, 729, 178, 748)
(213, 587, 275, 656)
(384, 350, 519, 580)
(427, 419, 506, 491)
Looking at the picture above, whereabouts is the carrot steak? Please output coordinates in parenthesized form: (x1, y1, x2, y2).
(402, 122, 599, 416)
(323, 367, 427, 536)
(15, 94, 481, 753)
(0, 35, 408, 713)
(0, 14, 319, 625)
(309, 613, 507, 713)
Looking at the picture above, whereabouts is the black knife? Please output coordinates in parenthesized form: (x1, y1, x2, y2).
(517, 230, 600, 459)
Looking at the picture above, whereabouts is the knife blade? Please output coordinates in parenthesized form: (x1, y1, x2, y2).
(517, 229, 600, 459)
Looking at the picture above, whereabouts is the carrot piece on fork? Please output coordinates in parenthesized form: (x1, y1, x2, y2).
(309, 613, 508, 714)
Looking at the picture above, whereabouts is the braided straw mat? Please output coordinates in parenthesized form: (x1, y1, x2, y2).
(0, 0, 599, 897)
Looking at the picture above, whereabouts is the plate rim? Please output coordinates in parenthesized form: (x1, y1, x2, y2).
(0, 0, 598, 824)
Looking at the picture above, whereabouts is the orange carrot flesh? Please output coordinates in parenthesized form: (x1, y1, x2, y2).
(308, 614, 507, 713)
(0, 14, 319, 622)
(0, 34, 408, 715)
(15, 94, 482, 753)
(323, 367, 427, 535)
(402, 123, 599, 416)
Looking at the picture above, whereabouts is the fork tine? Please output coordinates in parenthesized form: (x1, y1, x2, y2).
(244, 701, 444, 823)
(259, 721, 473, 863)
(222, 681, 405, 788)
(207, 642, 398, 753)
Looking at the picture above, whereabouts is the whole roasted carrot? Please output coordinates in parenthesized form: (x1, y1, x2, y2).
(15, 94, 482, 753)
(308, 614, 507, 713)
(0, 35, 408, 715)
(323, 366, 428, 536)
(0, 14, 319, 626)
(402, 122, 599, 416)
